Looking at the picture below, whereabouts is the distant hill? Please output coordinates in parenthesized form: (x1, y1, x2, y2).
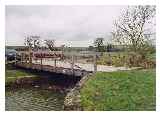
(5, 46, 25, 50)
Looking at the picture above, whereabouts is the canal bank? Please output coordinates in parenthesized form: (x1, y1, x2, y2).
(64, 73, 93, 110)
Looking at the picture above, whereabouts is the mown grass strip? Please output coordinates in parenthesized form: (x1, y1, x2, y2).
(80, 69, 156, 111)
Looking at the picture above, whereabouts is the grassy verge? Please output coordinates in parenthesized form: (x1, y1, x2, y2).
(5, 65, 36, 84)
(80, 69, 156, 110)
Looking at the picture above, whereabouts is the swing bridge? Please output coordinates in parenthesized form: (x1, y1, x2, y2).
(15, 51, 98, 77)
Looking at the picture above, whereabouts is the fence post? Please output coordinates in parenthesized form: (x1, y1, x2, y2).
(93, 54, 97, 73)
(22, 53, 25, 63)
(29, 47, 32, 65)
(15, 53, 17, 65)
(71, 55, 74, 75)
(108, 53, 111, 65)
(25, 53, 27, 63)
(54, 59, 57, 72)
(21, 53, 23, 63)
(40, 58, 43, 70)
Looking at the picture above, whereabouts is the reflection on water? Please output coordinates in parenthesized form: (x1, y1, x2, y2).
(5, 87, 65, 111)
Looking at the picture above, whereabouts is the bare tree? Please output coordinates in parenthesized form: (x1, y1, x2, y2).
(60, 44, 65, 51)
(44, 39, 55, 51)
(112, 5, 155, 53)
(24, 35, 41, 51)
(88, 45, 94, 51)
(93, 38, 106, 52)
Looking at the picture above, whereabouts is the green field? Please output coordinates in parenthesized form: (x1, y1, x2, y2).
(80, 69, 156, 110)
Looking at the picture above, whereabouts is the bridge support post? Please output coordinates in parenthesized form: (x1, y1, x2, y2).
(93, 54, 97, 73)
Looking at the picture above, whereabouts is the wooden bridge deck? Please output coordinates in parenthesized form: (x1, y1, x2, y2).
(16, 62, 91, 77)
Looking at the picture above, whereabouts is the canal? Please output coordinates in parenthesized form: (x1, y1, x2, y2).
(5, 69, 81, 111)
(6, 87, 65, 111)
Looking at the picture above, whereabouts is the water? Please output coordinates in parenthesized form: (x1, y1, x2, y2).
(5, 68, 81, 111)
(5, 87, 65, 111)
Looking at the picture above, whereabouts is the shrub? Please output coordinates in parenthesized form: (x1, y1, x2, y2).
(97, 52, 155, 68)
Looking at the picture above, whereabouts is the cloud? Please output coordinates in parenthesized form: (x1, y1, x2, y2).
(6, 5, 126, 47)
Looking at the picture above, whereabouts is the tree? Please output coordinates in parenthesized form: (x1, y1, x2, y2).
(112, 5, 155, 53)
(60, 44, 65, 53)
(93, 38, 106, 52)
(106, 43, 114, 52)
(60, 44, 65, 51)
(44, 39, 55, 51)
(88, 45, 94, 51)
(24, 35, 41, 51)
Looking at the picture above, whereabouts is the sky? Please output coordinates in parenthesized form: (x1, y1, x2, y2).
(6, 5, 126, 47)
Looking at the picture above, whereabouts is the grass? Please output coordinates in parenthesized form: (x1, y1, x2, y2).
(5, 65, 36, 84)
(80, 69, 156, 111)
(146, 53, 156, 61)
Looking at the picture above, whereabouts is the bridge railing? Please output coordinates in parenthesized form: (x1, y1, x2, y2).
(16, 51, 98, 73)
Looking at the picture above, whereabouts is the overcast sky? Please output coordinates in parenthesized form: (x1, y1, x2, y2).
(6, 5, 126, 47)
